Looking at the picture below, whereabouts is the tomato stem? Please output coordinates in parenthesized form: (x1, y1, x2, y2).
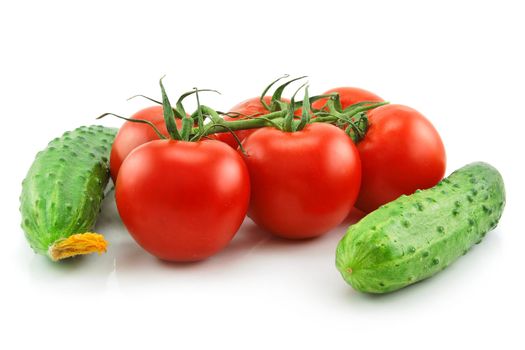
(160, 77, 182, 140)
(127, 94, 163, 105)
(96, 112, 167, 139)
(259, 74, 289, 111)
(194, 88, 205, 133)
(283, 81, 308, 132)
(186, 99, 386, 139)
(193, 114, 287, 136)
(100, 76, 389, 144)
(295, 86, 312, 131)
(272, 76, 308, 113)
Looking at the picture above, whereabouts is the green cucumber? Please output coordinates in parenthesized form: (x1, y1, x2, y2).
(20, 125, 117, 261)
(336, 162, 505, 293)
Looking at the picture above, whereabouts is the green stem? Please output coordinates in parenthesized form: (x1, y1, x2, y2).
(200, 105, 223, 123)
(188, 102, 363, 137)
(310, 115, 339, 123)
(344, 101, 389, 116)
(259, 75, 290, 111)
(159, 77, 181, 140)
(111, 77, 388, 144)
(192, 116, 287, 137)
(96, 113, 167, 139)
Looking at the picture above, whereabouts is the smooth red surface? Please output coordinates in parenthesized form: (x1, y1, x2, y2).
(355, 104, 446, 213)
(116, 139, 250, 261)
(312, 87, 383, 111)
(240, 123, 361, 239)
(110, 106, 179, 181)
(214, 96, 290, 149)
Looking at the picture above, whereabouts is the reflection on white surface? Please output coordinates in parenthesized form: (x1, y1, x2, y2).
(19, 191, 506, 306)
(21, 193, 367, 294)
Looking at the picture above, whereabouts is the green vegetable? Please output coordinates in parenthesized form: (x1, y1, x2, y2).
(20, 125, 117, 261)
(336, 162, 505, 293)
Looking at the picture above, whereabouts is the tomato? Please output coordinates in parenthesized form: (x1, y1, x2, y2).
(116, 139, 250, 261)
(312, 87, 383, 111)
(110, 106, 172, 181)
(215, 96, 290, 149)
(240, 123, 361, 239)
(355, 104, 446, 213)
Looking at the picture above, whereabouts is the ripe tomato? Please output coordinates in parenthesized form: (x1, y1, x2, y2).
(312, 87, 383, 111)
(116, 139, 250, 261)
(215, 96, 290, 149)
(240, 123, 361, 239)
(110, 106, 173, 181)
(355, 104, 446, 213)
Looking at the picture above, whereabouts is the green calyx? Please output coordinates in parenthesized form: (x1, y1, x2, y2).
(283, 81, 309, 132)
(260, 74, 308, 113)
(159, 77, 224, 141)
(313, 93, 388, 142)
(159, 77, 183, 140)
(98, 75, 389, 145)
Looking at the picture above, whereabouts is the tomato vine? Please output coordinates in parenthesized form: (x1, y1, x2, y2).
(98, 76, 389, 145)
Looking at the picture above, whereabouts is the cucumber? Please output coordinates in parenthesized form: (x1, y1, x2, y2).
(20, 125, 117, 261)
(336, 162, 505, 293)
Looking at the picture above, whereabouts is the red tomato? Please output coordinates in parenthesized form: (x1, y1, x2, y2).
(355, 104, 446, 213)
(215, 96, 290, 149)
(110, 106, 173, 181)
(116, 139, 250, 261)
(312, 87, 383, 111)
(240, 123, 361, 239)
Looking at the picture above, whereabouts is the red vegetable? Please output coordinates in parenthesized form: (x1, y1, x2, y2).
(110, 106, 172, 181)
(116, 139, 250, 261)
(355, 104, 446, 213)
(240, 123, 361, 239)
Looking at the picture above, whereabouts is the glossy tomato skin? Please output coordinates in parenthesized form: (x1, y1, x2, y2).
(116, 139, 250, 261)
(215, 96, 290, 149)
(109, 106, 182, 182)
(312, 87, 383, 111)
(240, 123, 361, 239)
(355, 104, 446, 213)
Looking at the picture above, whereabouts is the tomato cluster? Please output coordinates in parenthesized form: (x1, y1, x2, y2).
(110, 80, 445, 262)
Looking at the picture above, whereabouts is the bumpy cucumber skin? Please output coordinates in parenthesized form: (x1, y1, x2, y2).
(20, 125, 117, 256)
(336, 162, 505, 294)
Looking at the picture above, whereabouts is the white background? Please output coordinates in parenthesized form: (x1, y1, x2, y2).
(1, 0, 524, 349)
